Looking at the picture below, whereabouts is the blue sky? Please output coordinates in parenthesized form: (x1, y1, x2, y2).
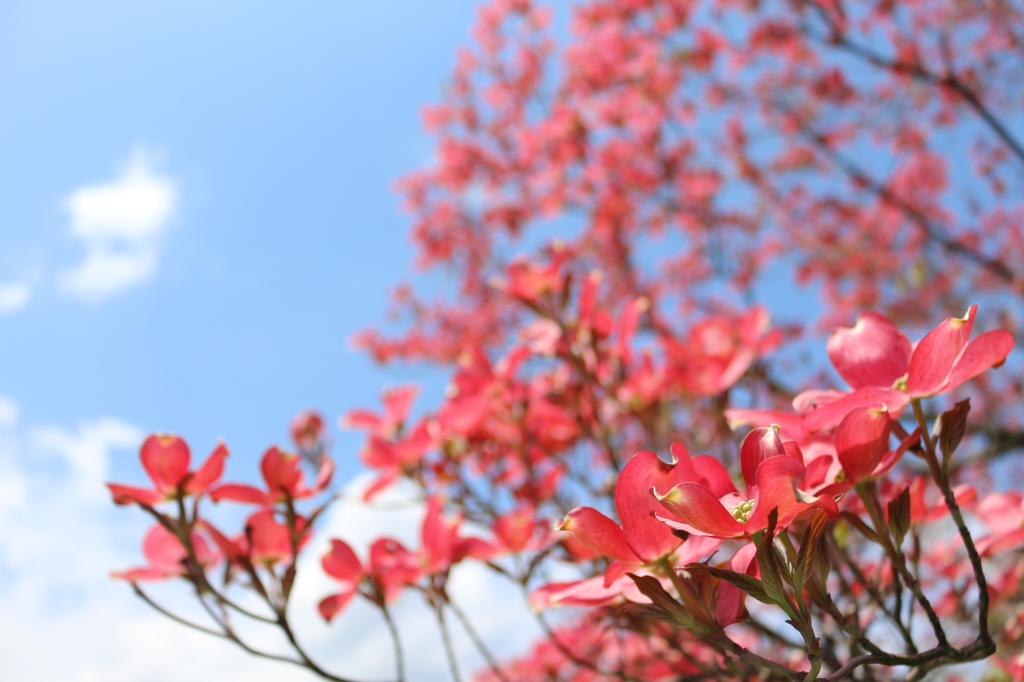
(0, 0, 496, 469)
(0, 2, 554, 679)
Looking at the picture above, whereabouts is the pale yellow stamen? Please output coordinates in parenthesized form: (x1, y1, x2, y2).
(731, 499, 755, 523)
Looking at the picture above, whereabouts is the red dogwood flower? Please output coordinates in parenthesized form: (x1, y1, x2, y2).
(831, 406, 921, 486)
(652, 426, 835, 539)
(319, 538, 364, 621)
(107, 434, 227, 507)
(557, 445, 723, 569)
(800, 306, 1013, 431)
(210, 446, 333, 506)
(112, 522, 218, 582)
(975, 492, 1024, 557)
(203, 510, 310, 568)
(290, 409, 326, 452)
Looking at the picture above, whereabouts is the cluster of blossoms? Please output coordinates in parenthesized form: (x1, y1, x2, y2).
(109, 299, 1019, 681)
(109, 419, 331, 588)
(108, 0, 1024, 679)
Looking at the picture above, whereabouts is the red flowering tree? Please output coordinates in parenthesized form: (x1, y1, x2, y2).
(108, 1, 1024, 680)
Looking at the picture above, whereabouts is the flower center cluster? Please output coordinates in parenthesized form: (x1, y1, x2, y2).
(730, 499, 755, 523)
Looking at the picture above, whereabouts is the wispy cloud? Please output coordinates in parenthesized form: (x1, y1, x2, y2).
(58, 147, 177, 302)
(0, 281, 31, 316)
(0, 394, 19, 429)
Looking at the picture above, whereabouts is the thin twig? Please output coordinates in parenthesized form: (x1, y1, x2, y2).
(447, 595, 512, 682)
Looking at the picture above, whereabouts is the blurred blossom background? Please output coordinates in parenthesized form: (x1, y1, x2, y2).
(0, 2, 547, 679)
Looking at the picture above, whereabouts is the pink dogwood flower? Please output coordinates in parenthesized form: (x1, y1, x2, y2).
(975, 492, 1024, 556)
(829, 407, 918, 488)
(107, 434, 227, 507)
(290, 409, 326, 452)
(112, 522, 218, 582)
(319, 538, 365, 621)
(203, 510, 310, 568)
(800, 306, 1013, 432)
(557, 445, 722, 567)
(652, 426, 836, 539)
(369, 537, 421, 602)
(417, 496, 496, 573)
(210, 446, 333, 506)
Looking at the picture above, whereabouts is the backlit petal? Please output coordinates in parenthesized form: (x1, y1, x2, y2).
(557, 507, 641, 564)
(835, 407, 891, 484)
(941, 330, 1015, 396)
(614, 449, 700, 563)
(827, 311, 912, 389)
(801, 387, 907, 433)
(140, 434, 191, 494)
(653, 483, 744, 539)
(907, 305, 976, 398)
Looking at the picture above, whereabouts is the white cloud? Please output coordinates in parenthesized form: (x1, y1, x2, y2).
(0, 394, 18, 429)
(0, 414, 545, 682)
(31, 418, 145, 505)
(283, 476, 545, 681)
(0, 281, 31, 316)
(58, 147, 177, 302)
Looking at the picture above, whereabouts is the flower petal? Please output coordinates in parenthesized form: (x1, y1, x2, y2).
(603, 560, 633, 587)
(557, 507, 641, 564)
(827, 311, 912, 389)
(869, 428, 920, 480)
(614, 449, 699, 563)
(246, 509, 298, 566)
(942, 330, 1015, 395)
(209, 484, 272, 506)
(111, 567, 178, 581)
(975, 492, 1024, 534)
(672, 534, 722, 565)
(199, 521, 246, 564)
(323, 539, 364, 582)
(803, 455, 833, 489)
(493, 507, 538, 552)
(907, 305, 976, 398)
(716, 542, 758, 626)
(319, 589, 358, 621)
(140, 434, 191, 494)
(421, 497, 459, 573)
(691, 455, 738, 498)
(530, 576, 630, 610)
(107, 483, 163, 506)
(307, 455, 335, 496)
(185, 442, 228, 495)
(260, 447, 303, 499)
(740, 426, 786, 497)
(724, 408, 804, 438)
(653, 483, 745, 539)
(801, 387, 907, 433)
(140, 524, 185, 570)
(835, 407, 892, 484)
(977, 527, 1024, 557)
(745, 456, 807, 531)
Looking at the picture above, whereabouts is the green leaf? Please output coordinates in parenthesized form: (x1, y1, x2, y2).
(755, 509, 796, 618)
(626, 574, 694, 630)
(685, 563, 772, 605)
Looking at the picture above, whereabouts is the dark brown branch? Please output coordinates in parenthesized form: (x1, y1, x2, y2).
(801, 0, 1024, 165)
